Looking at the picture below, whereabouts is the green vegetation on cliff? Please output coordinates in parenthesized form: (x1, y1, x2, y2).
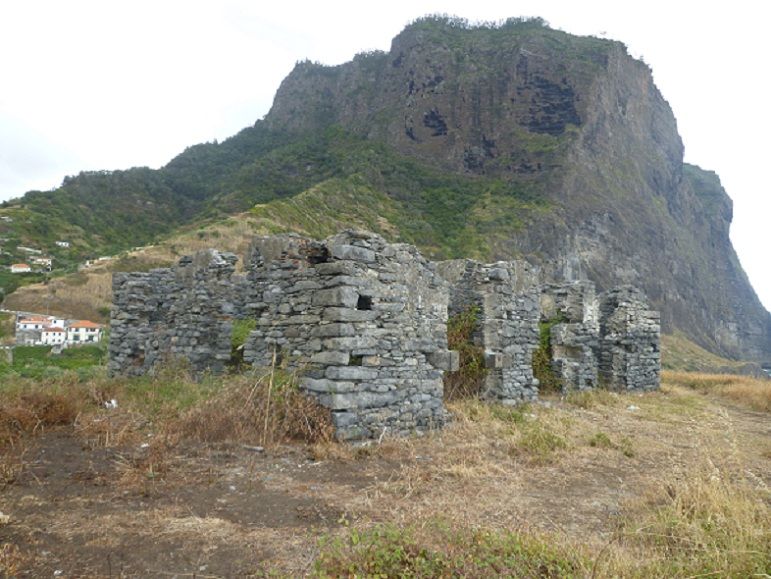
(3, 123, 545, 277)
(1, 17, 768, 361)
(248, 128, 546, 259)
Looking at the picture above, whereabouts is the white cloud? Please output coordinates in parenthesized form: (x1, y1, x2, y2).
(0, 0, 768, 310)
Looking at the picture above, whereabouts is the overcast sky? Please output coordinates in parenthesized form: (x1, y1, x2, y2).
(1, 0, 769, 311)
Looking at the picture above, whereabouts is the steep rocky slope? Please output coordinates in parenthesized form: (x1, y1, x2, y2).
(3, 17, 768, 362)
(262, 17, 770, 361)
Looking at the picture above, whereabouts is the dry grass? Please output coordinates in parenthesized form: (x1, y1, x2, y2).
(0, 377, 102, 487)
(3, 270, 113, 322)
(595, 454, 771, 577)
(311, 382, 770, 577)
(111, 437, 177, 492)
(347, 398, 588, 528)
(0, 446, 29, 488)
(174, 372, 335, 446)
(663, 370, 771, 412)
(0, 365, 334, 495)
(2, 369, 769, 576)
(661, 332, 755, 373)
(0, 384, 89, 446)
(0, 542, 33, 577)
(0, 365, 334, 448)
(565, 387, 625, 409)
(303, 370, 770, 575)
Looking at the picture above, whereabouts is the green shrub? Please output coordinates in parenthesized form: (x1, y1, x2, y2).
(532, 316, 565, 393)
(444, 305, 487, 400)
(229, 318, 257, 369)
(314, 522, 588, 577)
(1, 345, 106, 379)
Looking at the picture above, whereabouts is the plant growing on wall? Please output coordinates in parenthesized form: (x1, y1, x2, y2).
(229, 318, 256, 370)
(532, 315, 565, 393)
(444, 305, 487, 400)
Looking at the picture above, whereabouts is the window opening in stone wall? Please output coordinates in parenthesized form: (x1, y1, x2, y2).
(307, 246, 330, 265)
(348, 355, 364, 366)
(357, 295, 373, 310)
(532, 315, 564, 393)
(443, 305, 486, 401)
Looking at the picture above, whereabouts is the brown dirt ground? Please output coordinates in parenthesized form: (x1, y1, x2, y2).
(1, 387, 769, 577)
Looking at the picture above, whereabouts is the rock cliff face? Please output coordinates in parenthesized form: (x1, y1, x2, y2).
(264, 18, 770, 362)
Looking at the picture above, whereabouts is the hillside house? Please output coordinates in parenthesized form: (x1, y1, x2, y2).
(16, 315, 53, 331)
(17, 246, 42, 255)
(14, 315, 101, 347)
(41, 327, 66, 346)
(55, 241, 70, 248)
(10, 263, 31, 273)
(66, 320, 103, 344)
(31, 257, 53, 269)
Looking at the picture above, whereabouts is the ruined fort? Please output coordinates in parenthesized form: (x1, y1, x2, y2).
(109, 231, 660, 440)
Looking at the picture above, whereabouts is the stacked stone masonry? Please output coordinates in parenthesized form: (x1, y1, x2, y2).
(109, 249, 242, 376)
(540, 282, 600, 391)
(598, 286, 661, 391)
(241, 231, 456, 440)
(437, 259, 541, 404)
(109, 230, 661, 440)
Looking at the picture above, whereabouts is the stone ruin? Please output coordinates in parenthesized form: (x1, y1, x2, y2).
(110, 249, 241, 376)
(540, 281, 600, 391)
(598, 286, 661, 391)
(240, 232, 456, 440)
(109, 230, 661, 440)
(436, 259, 540, 404)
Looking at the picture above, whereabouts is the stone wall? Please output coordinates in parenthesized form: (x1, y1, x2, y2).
(437, 259, 541, 403)
(598, 286, 661, 391)
(242, 231, 457, 440)
(109, 249, 242, 376)
(108, 230, 661, 440)
(540, 282, 600, 391)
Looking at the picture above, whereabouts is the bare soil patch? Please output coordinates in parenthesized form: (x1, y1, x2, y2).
(1, 383, 769, 576)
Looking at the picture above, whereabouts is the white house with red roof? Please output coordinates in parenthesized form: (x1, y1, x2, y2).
(14, 314, 103, 346)
(16, 315, 53, 332)
(41, 327, 67, 346)
(10, 263, 31, 273)
(66, 320, 103, 344)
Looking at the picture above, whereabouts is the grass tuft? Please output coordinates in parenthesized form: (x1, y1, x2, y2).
(565, 388, 622, 409)
(613, 460, 771, 577)
(511, 420, 568, 464)
(314, 521, 590, 577)
(588, 431, 635, 457)
(176, 372, 334, 446)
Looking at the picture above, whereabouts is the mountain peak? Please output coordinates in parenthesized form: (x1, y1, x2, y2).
(4, 18, 768, 364)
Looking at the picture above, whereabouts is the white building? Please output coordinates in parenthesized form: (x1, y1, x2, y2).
(41, 327, 66, 345)
(16, 315, 52, 331)
(14, 314, 104, 347)
(55, 241, 70, 248)
(10, 263, 31, 273)
(66, 320, 103, 344)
